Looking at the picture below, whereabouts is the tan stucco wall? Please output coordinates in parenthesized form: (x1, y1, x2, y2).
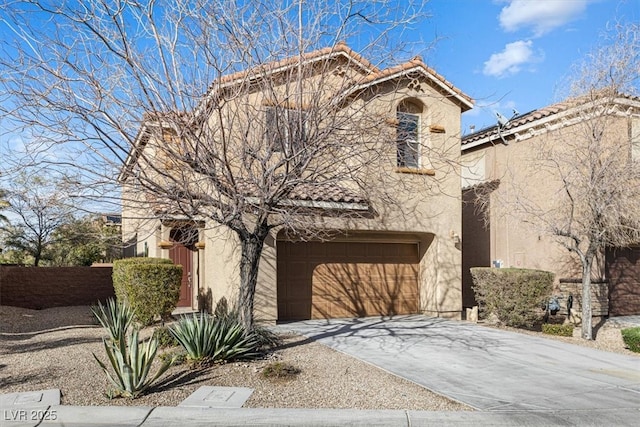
(122, 59, 467, 321)
(121, 182, 161, 258)
(199, 224, 241, 312)
(196, 80, 466, 321)
(461, 113, 635, 286)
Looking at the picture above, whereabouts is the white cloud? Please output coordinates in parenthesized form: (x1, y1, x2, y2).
(499, 0, 589, 36)
(483, 40, 540, 78)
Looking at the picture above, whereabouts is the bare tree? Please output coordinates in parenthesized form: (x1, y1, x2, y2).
(0, 1, 457, 329)
(0, 174, 74, 266)
(494, 23, 640, 340)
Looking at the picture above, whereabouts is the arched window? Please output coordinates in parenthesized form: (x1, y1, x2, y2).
(397, 100, 423, 168)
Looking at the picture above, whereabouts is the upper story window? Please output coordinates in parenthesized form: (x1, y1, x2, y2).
(396, 100, 423, 168)
(266, 106, 307, 153)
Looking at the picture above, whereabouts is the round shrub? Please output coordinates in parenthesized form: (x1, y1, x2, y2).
(112, 258, 173, 301)
(112, 258, 182, 325)
(471, 267, 554, 328)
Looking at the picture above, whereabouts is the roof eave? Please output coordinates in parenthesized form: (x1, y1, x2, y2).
(462, 95, 640, 151)
(343, 64, 474, 112)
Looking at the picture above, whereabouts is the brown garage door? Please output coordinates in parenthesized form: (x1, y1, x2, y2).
(606, 247, 640, 316)
(277, 241, 419, 320)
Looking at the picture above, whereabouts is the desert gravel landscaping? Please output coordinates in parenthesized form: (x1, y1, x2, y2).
(2, 306, 636, 411)
(0, 305, 469, 410)
(487, 320, 640, 357)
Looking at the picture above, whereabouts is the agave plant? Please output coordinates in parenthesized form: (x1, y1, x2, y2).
(212, 298, 280, 349)
(91, 298, 134, 344)
(170, 313, 258, 364)
(93, 329, 174, 399)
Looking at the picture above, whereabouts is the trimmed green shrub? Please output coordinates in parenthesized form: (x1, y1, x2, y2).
(112, 258, 173, 300)
(542, 323, 574, 337)
(621, 327, 640, 353)
(471, 267, 554, 328)
(92, 298, 134, 344)
(170, 313, 259, 365)
(112, 258, 182, 325)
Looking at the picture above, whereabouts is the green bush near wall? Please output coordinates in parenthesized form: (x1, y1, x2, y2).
(113, 258, 182, 325)
(112, 258, 173, 301)
(542, 323, 574, 337)
(470, 267, 554, 328)
(621, 327, 640, 353)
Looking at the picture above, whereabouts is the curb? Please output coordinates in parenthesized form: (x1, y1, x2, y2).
(3, 406, 640, 427)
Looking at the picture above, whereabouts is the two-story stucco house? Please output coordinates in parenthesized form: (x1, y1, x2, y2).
(119, 43, 473, 322)
(461, 92, 640, 317)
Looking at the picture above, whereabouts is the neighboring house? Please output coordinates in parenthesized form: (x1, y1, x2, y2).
(461, 93, 640, 317)
(101, 213, 122, 227)
(119, 43, 473, 322)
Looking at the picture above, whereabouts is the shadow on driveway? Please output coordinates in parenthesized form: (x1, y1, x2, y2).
(277, 316, 640, 411)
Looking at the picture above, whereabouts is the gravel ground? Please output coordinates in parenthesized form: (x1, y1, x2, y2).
(485, 320, 640, 357)
(0, 305, 468, 410)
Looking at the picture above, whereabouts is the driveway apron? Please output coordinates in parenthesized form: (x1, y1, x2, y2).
(280, 316, 640, 411)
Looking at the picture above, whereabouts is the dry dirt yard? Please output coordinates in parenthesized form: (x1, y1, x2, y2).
(0, 305, 469, 410)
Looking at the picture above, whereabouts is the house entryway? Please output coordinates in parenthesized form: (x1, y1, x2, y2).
(605, 247, 640, 316)
(169, 226, 197, 308)
(277, 238, 420, 321)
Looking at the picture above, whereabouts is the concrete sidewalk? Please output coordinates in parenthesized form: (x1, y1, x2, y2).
(279, 316, 640, 412)
(3, 405, 640, 426)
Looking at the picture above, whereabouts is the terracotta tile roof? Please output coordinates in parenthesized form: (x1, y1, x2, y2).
(289, 183, 367, 204)
(148, 182, 368, 216)
(212, 41, 379, 88)
(462, 101, 572, 146)
(206, 43, 472, 112)
(462, 92, 640, 147)
(353, 56, 473, 109)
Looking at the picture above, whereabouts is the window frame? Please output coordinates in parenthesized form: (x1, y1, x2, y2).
(396, 111, 421, 169)
(266, 106, 307, 154)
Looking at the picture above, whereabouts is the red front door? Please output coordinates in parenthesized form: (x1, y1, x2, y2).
(169, 227, 196, 307)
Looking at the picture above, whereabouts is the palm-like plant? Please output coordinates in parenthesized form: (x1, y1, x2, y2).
(170, 313, 258, 364)
(91, 298, 134, 344)
(93, 329, 174, 399)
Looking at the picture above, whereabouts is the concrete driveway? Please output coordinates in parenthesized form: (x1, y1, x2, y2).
(279, 316, 640, 411)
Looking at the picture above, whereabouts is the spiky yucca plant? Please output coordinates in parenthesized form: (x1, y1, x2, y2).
(93, 329, 174, 399)
(91, 298, 134, 344)
(170, 313, 258, 364)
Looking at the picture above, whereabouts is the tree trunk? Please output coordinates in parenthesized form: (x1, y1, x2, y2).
(581, 256, 593, 340)
(237, 231, 267, 331)
(34, 246, 42, 266)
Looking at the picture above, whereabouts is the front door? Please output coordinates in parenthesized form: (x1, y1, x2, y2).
(169, 227, 196, 307)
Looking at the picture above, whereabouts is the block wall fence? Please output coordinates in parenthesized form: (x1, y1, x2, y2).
(0, 265, 114, 309)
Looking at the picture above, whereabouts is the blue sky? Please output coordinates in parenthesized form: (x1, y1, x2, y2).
(418, 0, 640, 133)
(1, 1, 637, 153)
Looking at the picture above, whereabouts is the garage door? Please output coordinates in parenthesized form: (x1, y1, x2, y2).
(606, 247, 640, 316)
(277, 241, 419, 320)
